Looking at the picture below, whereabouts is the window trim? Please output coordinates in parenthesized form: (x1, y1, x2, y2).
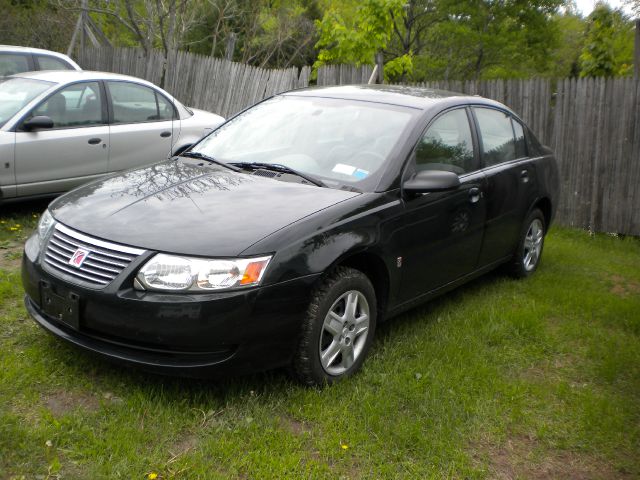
(104, 79, 178, 125)
(16, 80, 109, 132)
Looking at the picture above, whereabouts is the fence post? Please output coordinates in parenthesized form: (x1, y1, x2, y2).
(635, 19, 639, 80)
(375, 52, 384, 84)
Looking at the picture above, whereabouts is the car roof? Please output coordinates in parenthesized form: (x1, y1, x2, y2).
(284, 84, 510, 112)
(10, 69, 161, 88)
(0, 45, 81, 68)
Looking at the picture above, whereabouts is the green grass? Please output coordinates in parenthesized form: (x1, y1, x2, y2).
(1, 202, 639, 479)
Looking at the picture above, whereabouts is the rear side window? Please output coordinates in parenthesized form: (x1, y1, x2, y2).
(32, 81, 103, 128)
(0, 53, 30, 76)
(512, 119, 527, 158)
(414, 108, 475, 174)
(474, 108, 516, 166)
(36, 55, 74, 71)
(107, 81, 175, 123)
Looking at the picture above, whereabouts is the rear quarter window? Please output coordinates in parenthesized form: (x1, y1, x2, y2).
(35, 55, 74, 71)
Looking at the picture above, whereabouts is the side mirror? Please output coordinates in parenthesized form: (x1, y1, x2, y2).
(22, 116, 54, 131)
(403, 169, 460, 194)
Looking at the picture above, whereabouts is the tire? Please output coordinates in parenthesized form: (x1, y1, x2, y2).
(292, 267, 377, 386)
(509, 208, 546, 278)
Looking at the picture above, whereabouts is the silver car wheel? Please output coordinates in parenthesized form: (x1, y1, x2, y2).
(319, 290, 370, 376)
(523, 218, 544, 271)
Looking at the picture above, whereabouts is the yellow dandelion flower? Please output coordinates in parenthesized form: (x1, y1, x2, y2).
(340, 443, 349, 450)
(148, 473, 158, 480)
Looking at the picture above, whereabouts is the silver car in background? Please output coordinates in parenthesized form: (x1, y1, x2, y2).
(0, 45, 81, 76)
(0, 71, 225, 201)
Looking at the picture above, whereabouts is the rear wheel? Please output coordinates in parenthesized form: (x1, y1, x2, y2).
(509, 208, 546, 278)
(292, 267, 376, 386)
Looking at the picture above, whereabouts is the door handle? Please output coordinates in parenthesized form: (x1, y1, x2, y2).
(468, 187, 481, 204)
(520, 169, 530, 183)
(88, 138, 102, 145)
(160, 131, 172, 138)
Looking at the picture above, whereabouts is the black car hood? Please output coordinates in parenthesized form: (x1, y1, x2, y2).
(49, 159, 359, 257)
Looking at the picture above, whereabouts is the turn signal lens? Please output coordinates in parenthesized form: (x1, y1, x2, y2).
(240, 259, 270, 285)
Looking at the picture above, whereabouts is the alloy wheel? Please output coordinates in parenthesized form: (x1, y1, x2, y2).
(319, 290, 370, 376)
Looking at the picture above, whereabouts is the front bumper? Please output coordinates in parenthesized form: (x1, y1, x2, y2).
(22, 234, 320, 377)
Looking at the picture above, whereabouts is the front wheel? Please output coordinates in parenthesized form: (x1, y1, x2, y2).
(292, 267, 377, 386)
(509, 208, 546, 278)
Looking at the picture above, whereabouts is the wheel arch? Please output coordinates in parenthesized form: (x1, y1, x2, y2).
(531, 197, 553, 230)
(325, 250, 391, 322)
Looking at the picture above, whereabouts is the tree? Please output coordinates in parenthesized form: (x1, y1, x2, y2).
(0, 1, 75, 52)
(314, 0, 411, 78)
(579, 3, 635, 77)
(412, 0, 563, 81)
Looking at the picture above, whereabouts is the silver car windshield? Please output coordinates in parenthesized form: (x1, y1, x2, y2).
(0, 78, 54, 128)
(192, 95, 416, 191)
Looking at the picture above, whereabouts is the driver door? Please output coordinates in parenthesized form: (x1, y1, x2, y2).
(14, 81, 109, 197)
(397, 107, 487, 304)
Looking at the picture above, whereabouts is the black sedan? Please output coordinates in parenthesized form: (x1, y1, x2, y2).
(22, 85, 559, 385)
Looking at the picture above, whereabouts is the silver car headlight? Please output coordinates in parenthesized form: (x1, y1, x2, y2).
(37, 210, 56, 244)
(135, 254, 272, 292)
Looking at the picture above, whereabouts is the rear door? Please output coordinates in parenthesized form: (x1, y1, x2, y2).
(472, 107, 537, 266)
(105, 81, 177, 172)
(397, 107, 487, 304)
(14, 81, 109, 196)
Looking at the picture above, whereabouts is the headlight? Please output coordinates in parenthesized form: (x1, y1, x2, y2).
(135, 254, 272, 292)
(37, 210, 56, 244)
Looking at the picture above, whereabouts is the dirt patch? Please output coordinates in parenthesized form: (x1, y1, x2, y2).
(609, 275, 640, 298)
(473, 434, 631, 479)
(0, 244, 22, 271)
(279, 415, 310, 436)
(44, 389, 101, 417)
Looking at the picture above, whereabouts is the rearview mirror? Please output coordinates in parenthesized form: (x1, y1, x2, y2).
(403, 169, 460, 194)
(22, 116, 54, 131)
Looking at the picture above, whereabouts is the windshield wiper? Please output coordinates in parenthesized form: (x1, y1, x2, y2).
(231, 162, 326, 188)
(179, 151, 239, 172)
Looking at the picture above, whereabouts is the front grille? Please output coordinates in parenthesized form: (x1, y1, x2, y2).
(43, 223, 146, 288)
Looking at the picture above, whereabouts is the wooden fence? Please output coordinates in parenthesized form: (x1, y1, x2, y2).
(76, 48, 640, 236)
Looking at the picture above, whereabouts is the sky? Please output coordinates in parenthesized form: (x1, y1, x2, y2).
(573, 0, 635, 15)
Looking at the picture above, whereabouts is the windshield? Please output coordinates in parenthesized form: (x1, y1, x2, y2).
(192, 95, 416, 191)
(0, 77, 54, 128)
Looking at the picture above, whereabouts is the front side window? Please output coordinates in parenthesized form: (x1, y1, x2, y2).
(0, 53, 30, 76)
(107, 81, 174, 123)
(36, 55, 73, 71)
(0, 77, 53, 127)
(474, 108, 517, 166)
(414, 108, 475, 174)
(31, 81, 103, 128)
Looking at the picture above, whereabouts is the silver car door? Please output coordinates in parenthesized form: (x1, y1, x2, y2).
(14, 81, 109, 197)
(106, 81, 175, 172)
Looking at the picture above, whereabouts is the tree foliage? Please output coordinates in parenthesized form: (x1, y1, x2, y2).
(1, 0, 636, 80)
(314, 0, 406, 67)
(579, 3, 635, 77)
